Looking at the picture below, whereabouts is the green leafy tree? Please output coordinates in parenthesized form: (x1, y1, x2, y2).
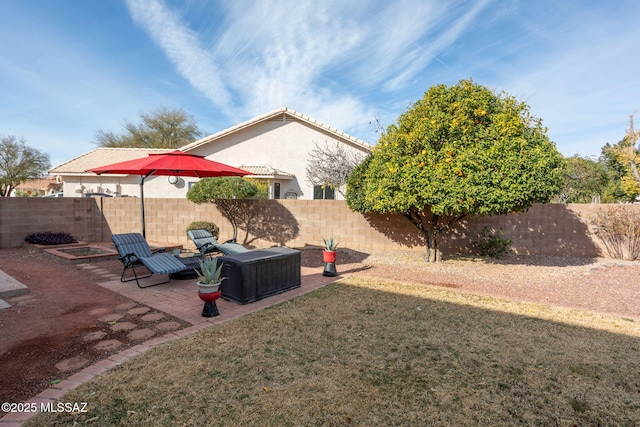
(555, 155, 608, 203)
(95, 107, 202, 148)
(187, 177, 267, 241)
(601, 115, 640, 201)
(600, 140, 640, 202)
(0, 135, 51, 197)
(346, 79, 564, 262)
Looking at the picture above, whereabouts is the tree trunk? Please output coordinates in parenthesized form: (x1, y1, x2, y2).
(628, 114, 640, 183)
(404, 208, 442, 262)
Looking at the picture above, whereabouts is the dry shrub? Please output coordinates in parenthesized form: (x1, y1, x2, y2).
(592, 205, 640, 260)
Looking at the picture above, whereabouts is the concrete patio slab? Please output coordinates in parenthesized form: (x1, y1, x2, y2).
(0, 269, 28, 298)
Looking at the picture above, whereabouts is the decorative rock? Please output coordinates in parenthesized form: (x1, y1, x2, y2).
(110, 321, 137, 332)
(93, 339, 122, 351)
(127, 328, 156, 341)
(128, 306, 151, 315)
(82, 331, 107, 342)
(140, 312, 165, 322)
(98, 313, 124, 323)
(56, 356, 89, 372)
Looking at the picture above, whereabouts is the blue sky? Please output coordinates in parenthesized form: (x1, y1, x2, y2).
(1, 0, 639, 168)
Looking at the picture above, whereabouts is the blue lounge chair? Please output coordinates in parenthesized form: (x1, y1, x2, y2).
(187, 229, 250, 257)
(112, 233, 187, 288)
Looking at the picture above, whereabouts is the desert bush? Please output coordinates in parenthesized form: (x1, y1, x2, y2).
(24, 232, 77, 246)
(591, 205, 640, 260)
(186, 221, 219, 240)
(473, 227, 512, 259)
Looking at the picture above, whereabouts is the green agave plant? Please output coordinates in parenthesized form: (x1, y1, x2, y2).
(196, 259, 226, 284)
(323, 237, 339, 251)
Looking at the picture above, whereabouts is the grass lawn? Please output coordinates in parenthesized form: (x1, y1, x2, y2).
(27, 277, 640, 426)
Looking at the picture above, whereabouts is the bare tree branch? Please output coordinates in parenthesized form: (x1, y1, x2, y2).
(305, 141, 366, 196)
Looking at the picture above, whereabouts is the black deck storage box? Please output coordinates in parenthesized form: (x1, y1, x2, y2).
(218, 247, 301, 304)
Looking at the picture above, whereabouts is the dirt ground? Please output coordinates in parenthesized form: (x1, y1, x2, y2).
(1, 245, 639, 406)
(0, 248, 191, 404)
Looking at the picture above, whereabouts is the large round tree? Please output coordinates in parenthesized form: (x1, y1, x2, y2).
(346, 79, 564, 262)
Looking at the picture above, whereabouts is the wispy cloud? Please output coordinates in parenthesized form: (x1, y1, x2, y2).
(126, 0, 232, 108)
(124, 0, 488, 140)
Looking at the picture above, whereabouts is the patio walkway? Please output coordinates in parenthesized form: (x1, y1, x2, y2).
(0, 265, 344, 426)
(93, 265, 340, 326)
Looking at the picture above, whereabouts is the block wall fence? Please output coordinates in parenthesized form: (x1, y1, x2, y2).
(1, 197, 634, 259)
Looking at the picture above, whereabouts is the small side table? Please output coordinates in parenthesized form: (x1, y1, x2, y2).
(170, 252, 204, 280)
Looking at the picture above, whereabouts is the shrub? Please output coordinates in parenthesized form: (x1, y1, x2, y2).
(473, 227, 512, 259)
(24, 232, 78, 246)
(591, 205, 640, 260)
(186, 221, 219, 240)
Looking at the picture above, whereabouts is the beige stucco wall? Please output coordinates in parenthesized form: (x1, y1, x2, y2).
(3, 197, 636, 260)
(187, 119, 369, 200)
(62, 174, 199, 199)
(59, 119, 370, 201)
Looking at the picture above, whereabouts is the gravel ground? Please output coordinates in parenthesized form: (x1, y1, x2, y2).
(317, 249, 640, 321)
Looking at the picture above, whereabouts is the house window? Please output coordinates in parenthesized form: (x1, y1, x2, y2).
(313, 185, 335, 200)
(273, 183, 281, 199)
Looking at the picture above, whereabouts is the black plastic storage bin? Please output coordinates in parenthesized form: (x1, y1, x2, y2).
(217, 247, 301, 304)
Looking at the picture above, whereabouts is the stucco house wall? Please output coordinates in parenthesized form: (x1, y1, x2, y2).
(184, 116, 368, 200)
(50, 108, 371, 201)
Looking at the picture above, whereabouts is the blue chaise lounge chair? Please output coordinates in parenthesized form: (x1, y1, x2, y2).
(112, 233, 187, 288)
(187, 229, 250, 257)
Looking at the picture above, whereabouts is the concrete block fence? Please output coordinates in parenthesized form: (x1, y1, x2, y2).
(1, 197, 635, 258)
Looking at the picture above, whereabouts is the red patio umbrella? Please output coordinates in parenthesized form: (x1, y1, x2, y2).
(88, 151, 250, 237)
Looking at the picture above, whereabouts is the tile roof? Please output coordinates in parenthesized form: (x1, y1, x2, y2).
(181, 107, 372, 152)
(15, 178, 59, 190)
(49, 148, 174, 175)
(239, 165, 295, 179)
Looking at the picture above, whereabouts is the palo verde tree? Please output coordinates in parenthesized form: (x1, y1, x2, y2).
(346, 79, 564, 262)
(95, 107, 202, 148)
(186, 177, 267, 242)
(0, 135, 51, 197)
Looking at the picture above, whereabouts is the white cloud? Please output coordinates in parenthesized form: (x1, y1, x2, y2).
(125, 0, 232, 108)
(124, 0, 488, 143)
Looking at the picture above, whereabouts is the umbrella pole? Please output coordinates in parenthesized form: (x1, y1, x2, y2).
(140, 176, 146, 238)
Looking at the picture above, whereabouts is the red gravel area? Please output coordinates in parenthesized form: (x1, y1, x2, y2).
(353, 251, 640, 320)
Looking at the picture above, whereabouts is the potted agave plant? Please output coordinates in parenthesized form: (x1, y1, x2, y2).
(322, 237, 339, 277)
(322, 237, 339, 263)
(196, 259, 225, 293)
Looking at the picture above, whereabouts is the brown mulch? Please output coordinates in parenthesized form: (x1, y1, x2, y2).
(1, 246, 639, 407)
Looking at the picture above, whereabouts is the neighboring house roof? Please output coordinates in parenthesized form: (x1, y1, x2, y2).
(240, 165, 295, 180)
(15, 178, 60, 191)
(49, 148, 174, 176)
(181, 107, 372, 153)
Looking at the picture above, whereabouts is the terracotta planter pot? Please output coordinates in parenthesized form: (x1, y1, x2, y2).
(322, 250, 337, 263)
